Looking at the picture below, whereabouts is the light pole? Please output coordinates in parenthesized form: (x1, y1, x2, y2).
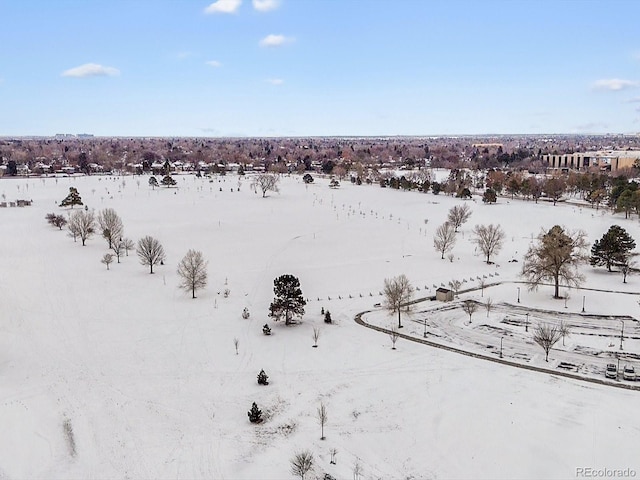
(500, 337, 504, 358)
(525, 313, 529, 332)
(620, 320, 624, 350)
(517, 287, 520, 304)
(582, 295, 585, 313)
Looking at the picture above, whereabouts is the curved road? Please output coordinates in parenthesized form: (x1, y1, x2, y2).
(354, 308, 640, 392)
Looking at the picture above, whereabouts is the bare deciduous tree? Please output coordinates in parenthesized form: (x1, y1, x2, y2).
(462, 300, 478, 323)
(620, 258, 636, 283)
(101, 253, 114, 270)
(478, 278, 486, 297)
(383, 274, 414, 328)
(136, 235, 166, 274)
(447, 204, 472, 232)
(177, 249, 208, 298)
(317, 402, 328, 440)
(448, 279, 462, 297)
(233, 337, 239, 355)
(251, 173, 280, 197)
(533, 323, 562, 362)
(312, 326, 320, 347)
(485, 297, 493, 317)
(353, 459, 363, 480)
(290, 450, 314, 480)
(521, 225, 588, 299)
(111, 240, 124, 263)
(558, 320, 571, 346)
(434, 223, 456, 259)
(472, 224, 506, 264)
(68, 210, 96, 246)
(46, 213, 67, 230)
(389, 324, 400, 349)
(122, 237, 135, 256)
(97, 208, 124, 249)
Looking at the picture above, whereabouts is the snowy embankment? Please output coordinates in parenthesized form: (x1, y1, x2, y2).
(0, 174, 638, 479)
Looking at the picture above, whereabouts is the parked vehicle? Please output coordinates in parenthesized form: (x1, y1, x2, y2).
(605, 363, 618, 379)
(623, 365, 636, 381)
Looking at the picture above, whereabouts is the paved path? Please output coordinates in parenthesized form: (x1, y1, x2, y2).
(355, 308, 640, 392)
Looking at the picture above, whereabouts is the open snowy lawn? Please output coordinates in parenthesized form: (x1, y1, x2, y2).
(0, 174, 639, 479)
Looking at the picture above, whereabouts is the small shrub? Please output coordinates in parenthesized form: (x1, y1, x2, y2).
(324, 311, 332, 324)
(63, 418, 76, 457)
(248, 402, 263, 423)
(263, 323, 272, 335)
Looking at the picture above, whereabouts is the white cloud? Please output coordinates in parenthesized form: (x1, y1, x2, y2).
(592, 78, 639, 91)
(204, 0, 241, 14)
(176, 51, 197, 59)
(61, 63, 120, 78)
(253, 0, 280, 12)
(266, 78, 284, 85)
(206, 60, 222, 67)
(259, 34, 293, 47)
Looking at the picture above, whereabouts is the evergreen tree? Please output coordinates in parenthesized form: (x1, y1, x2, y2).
(482, 188, 497, 204)
(324, 310, 332, 324)
(161, 175, 177, 187)
(60, 187, 83, 208)
(590, 225, 636, 272)
(269, 274, 306, 325)
(257, 369, 269, 385)
(247, 402, 263, 423)
(615, 189, 636, 219)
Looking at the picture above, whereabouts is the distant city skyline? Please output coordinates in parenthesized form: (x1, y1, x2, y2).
(1, 0, 639, 137)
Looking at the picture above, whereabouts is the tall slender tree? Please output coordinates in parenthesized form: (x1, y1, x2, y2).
(433, 222, 456, 259)
(97, 208, 124, 249)
(383, 274, 414, 328)
(177, 249, 208, 298)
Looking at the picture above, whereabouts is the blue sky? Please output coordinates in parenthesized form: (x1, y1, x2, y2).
(1, 0, 639, 137)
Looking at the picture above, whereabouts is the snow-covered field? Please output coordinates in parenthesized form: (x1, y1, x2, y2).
(1, 173, 639, 480)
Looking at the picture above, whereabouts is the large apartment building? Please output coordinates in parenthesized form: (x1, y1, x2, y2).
(541, 150, 640, 172)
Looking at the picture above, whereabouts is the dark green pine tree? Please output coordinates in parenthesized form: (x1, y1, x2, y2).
(161, 175, 177, 187)
(269, 274, 306, 325)
(247, 402, 263, 423)
(60, 187, 83, 208)
(482, 188, 497, 204)
(590, 225, 636, 272)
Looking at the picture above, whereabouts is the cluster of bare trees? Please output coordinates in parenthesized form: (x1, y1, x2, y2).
(48, 203, 210, 297)
(432, 204, 506, 265)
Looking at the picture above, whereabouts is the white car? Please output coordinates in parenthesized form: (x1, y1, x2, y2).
(605, 364, 618, 379)
(623, 365, 636, 381)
